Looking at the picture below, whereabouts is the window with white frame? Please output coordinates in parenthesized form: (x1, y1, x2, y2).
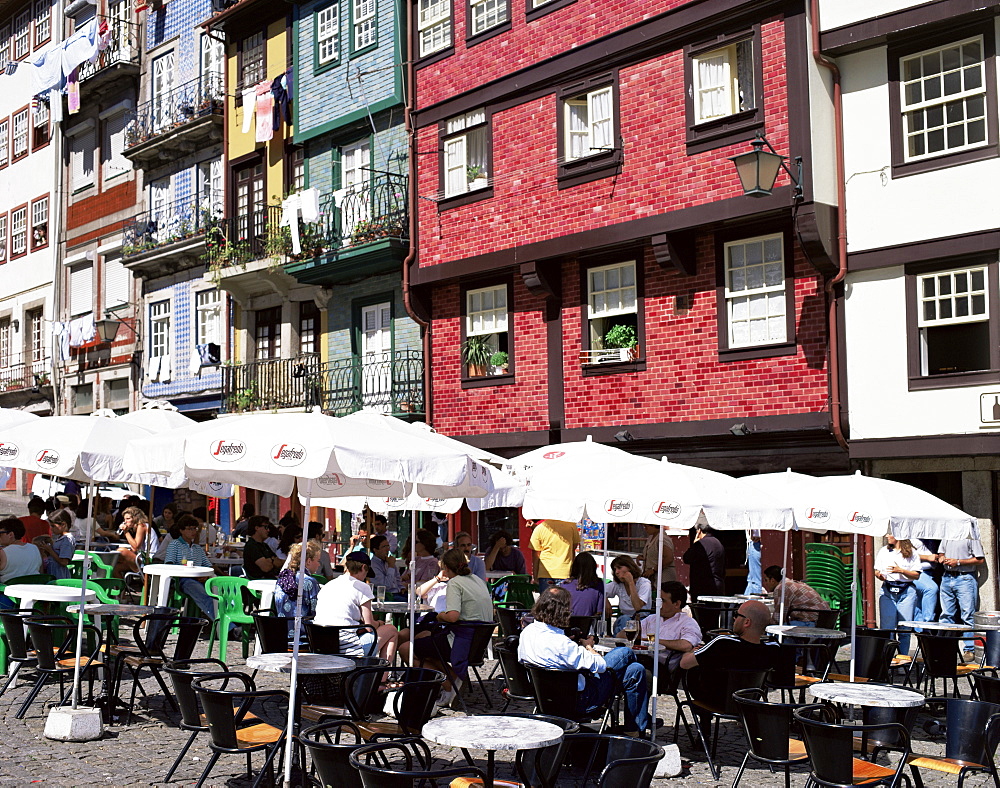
(0, 318, 9, 368)
(240, 31, 265, 86)
(900, 37, 987, 162)
(353, 0, 375, 50)
(13, 10, 29, 59)
(564, 86, 613, 161)
(465, 284, 508, 376)
(30, 196, 46, 250)
(724, 233, 786, 349)
(443, 109, 488, 198)
(104, 252, 130, 309)
(32, 96, 48, 149)
(0, 215, 7, 264)
(27, 307, 41, 361)
(69, 262, 92, 316)
(149, 300, 170, 359)
(102, 111, 129, 181)
(11, 109, 27, 159)
(33, 0, 50, 47)
(105, 378, 129, 415)
(418, 0, 450, 57)
(10, 207, 26, 257)
(0, 120, 7, 167)
(916, 266, 989, 375)
(298, 300, 317, 355)
(469, 0, 506, 37)
(198, 158, 223, 219)
(692, 39, 756, 124)
(586, 261, 637, 361)
(0, 24, 9, 68)
(69, 127, 96, 190)
(195, 289, 221, 347)
(317, 4, 339, 65)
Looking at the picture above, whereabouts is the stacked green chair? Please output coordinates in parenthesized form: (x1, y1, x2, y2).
(804, 543, 860, 627)
(490, 574, 535, 609)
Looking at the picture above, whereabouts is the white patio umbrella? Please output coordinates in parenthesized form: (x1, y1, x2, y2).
(749, 469, 979, 680)
(0, 407, 39, 487)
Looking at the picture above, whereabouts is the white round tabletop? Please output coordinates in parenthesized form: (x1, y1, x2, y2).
(246, 652, 355, 675)
(5, 584, 98, 602)
(209, 557, 243, 565)
(422, 715, 564, 751)
(143, 564, 214, 578)
(697, 596, 745, 604)
(372, 601, 432, 614)
(247, 579, 278, 592)
(767, 625, 846, 640)
(898, 620, 980, 631)
(808, 682, 925, 708)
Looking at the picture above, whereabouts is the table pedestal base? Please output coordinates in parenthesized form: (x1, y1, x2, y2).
(44, 706, 103, 741)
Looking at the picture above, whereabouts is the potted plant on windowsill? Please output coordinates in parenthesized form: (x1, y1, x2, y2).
(462, 335, 494, 378)
(603, 324, 639, 362)
(467, 165, 489, 191)
(489, 351, 509, 376)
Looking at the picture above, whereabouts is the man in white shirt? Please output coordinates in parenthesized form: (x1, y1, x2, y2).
(519, 586, 656, 736)
(639, 581, 701, 676)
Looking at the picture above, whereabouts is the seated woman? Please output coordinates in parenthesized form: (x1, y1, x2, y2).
(313, 550, 397, 662)
(401, 529, 440, 587)
(484, 529, 528, 576)
(274, 540, 322, 643)
(558, 551, 605, 617)
(114, 506, 159, 578)
(605, 554, 652, 636)
(398, 548, 494, 709)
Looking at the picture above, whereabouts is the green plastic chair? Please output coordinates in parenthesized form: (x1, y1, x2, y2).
(53, 578, 120, 639)
(5, 574, 55, 586)
(311, 573, 330, 586)
(490, 574, 535, 608)
(205, 576, 254, 662)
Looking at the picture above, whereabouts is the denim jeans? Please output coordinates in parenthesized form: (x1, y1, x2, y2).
(912, 572, 939, 629)
(579, 646, 650, 733)
(787, 620, 817, 628)
(940, 573, 979, 651)
(878, 584, 916, 655)
(178, 577, 218, 622)
(744, 540, 762, 595)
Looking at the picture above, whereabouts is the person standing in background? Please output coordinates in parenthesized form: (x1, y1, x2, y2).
(744, 530, 762, 594)
(874, 535, 921, 656)
(682, 523, 725, 602)
(639, 523, 676, 584)
(938, 534, 985, 657)
(529, 518, 581, 593)
(909, 537, 940, 631)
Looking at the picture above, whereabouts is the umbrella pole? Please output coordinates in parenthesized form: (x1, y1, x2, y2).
(778, 529, 789, 627)
(283, 480, 313, 788)
(71, 482, 96, 709)
(850, 533, 858, 682)
(650, 524, 664, 741)
(410, 508, 417, 667)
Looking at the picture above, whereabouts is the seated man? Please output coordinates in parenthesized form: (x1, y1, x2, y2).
(519, 586, 658, 737)
(244, 515, 281, 579)
(0, 518, 42, 608)
(680, 600, 779, 734)
(164, 515, 222, 628)
(762, 565, 830, 626)
(640, 581, 702, 681)
(369, 534, 403, 600)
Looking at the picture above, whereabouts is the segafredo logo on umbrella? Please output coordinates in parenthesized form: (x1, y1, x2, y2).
(605, 499, 633, 516)
(35, 449, 60, 468)
(367, 479, 393, 490)
(316, 473, 346, 491)
(207, 482, 225, 493)
(804, 507, 831, 524)
(383, 497, 406, 507)
(0, 443, 19, 461)
(271, 443, 307, 467)
(849, 510, 873, 525)
(543, 451, 565, 460)
(424, 498, 447, 507)
(210, 440, 246, 462)
(652, 500, 682, 520)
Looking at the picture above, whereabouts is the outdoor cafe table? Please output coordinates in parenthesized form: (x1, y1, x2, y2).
(143, 564, 213, 607)
(246, 652, 355, 675)
(372, 600, 432, 614)
(5, 583, 97, 612)
(698, 595, 749, 605)
(422, 714, 564, 788)
(767, 625, 847, 640)
(808, 681, 925, 708)
(248, 578, 277, 611)
(898, 621, 994, 631)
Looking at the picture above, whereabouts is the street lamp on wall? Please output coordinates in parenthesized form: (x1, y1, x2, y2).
(729, 133, 803, 201)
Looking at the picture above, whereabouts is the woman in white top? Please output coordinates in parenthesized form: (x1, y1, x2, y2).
(605, 555, 652, 635)
(874, 535, 922, 655)
(115, 506, 160, 578)
(313, 551, 398, 661)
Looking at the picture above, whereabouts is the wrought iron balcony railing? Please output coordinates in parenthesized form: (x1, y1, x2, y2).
(0, 355, 50, 393)
(125, 73, 224, 149)
(78, 17, 140, 81)
(122, 193, 223, 258)
(207, 173, 408, 270)
(221, 350, 424, 416)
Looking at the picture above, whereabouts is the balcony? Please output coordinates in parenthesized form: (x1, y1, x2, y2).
(221, 350, 424, 417)
(78, 18, 140, 95)
(123, 75, 224, 168)
(0, 355, 52, 406)
(122, 194, 222, 277)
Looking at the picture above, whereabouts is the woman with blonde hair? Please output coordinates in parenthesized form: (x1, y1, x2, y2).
(274, 539, 322, 620)
(874, 534, 922, 655)
(115, 505, 159, 577)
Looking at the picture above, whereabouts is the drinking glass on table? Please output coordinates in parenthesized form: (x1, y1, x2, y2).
(623, 620, 639, 644)
(376, 585, 386, 603)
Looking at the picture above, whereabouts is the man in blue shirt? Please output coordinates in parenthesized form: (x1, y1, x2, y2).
(369, 534, 403, 600)
(164, 515, 217, 624)
(455, 531, 487, 582)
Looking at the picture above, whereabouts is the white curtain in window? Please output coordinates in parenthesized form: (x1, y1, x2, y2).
(697, 53, 729, 120)
(589, 88, 612, 151)
(567, 101, 588, 159)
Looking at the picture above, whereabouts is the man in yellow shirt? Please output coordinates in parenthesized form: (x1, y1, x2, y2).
(529, 519, 581, 593)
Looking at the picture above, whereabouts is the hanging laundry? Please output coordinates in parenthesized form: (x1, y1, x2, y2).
(29, 45, 63, 94)
(97, 19, 111, 52)
(146, 355, 161, 382)
(3, 61, 17, 76)
(300, 187, 320, 223)
(60, 18, 99, 78)
(67, 314, 94, 347)
(279, 192, 302, 254)
(271, 72, 292, 131)
(52, 322, 70, 361)
(255, 80, 273, 142)
(159, 353, 172, 382)
(188, 350, 201, 376)
(67, 68, 80, 114)
(49, 88, 62, 123)
(241, 87, 255, 134)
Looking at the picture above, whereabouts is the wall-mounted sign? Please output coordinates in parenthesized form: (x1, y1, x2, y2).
(979, 393, 1000, 424)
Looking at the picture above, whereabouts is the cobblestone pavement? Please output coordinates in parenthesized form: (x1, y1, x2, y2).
(0, 636, 983, 788)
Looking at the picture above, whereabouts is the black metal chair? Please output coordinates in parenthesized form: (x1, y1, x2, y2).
(303, 621, 377, 656)
(349, 666, 445, 741)
(252, 613, 312, 653)
(161, 658, 231, 783)
(568, 614, 601, 639)
(445, 620, 497, 710)
(494, 604, 530, 638)
(829, 634, 898, 683)
(299, 655, 389, 724)
(766, 642, 836, 702)
(524, 663, 617, 732)
(190, 672, 290, 788)
(794, 702, 911, 788)
(0, 608, 40, 702)
(300, 719, 367, 788)
(915, 632, 978, 697)
(17, 615, 104, 719)
(677, 667, 771, 780)
(689, 602, 738, 638)
(495, 637, 535, 712)
(788, 607, 841, 629)
(974, 669, 1000, 703)
(559, 732, 664, 788)
(507, 712, 579, 788)
(905, 698, 1000, 788)
(732, 687, 809, 788)
(349, 737, 488, 788)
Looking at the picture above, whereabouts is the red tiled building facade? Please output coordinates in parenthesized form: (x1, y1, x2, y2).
(409, 0, 845, 483)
